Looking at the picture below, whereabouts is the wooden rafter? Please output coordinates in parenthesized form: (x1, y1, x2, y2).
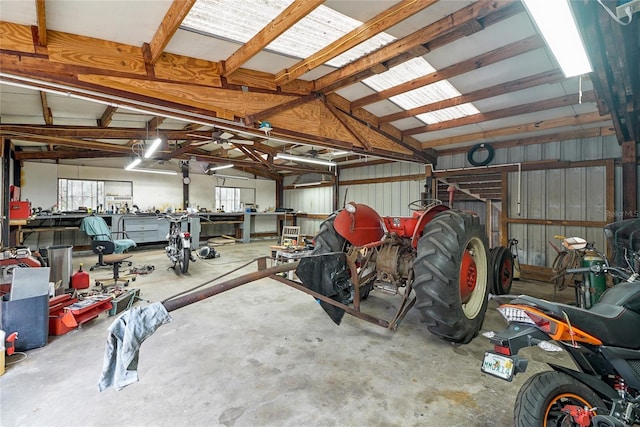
(148, 0, 196, 64)
(436, 126, 616, 156)
(313, 0, 514, 92)
(222, 0, 324, 77)
(404, 91, 597, 136)
(98, 106, 118, 127)
(39, 91, 53, 125)
(421, 111, 611, 149)
(35, 0, 47, 46)
(324, 102, 373, 151)
(351, 35, 545, 109)
(275, 0, 438, 85)
(379, 69, 563, 124)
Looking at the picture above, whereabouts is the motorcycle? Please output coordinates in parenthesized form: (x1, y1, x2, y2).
(160, 213, 195, 274)
(481, 219, 640, 427)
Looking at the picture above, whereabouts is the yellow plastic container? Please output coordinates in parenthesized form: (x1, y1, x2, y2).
(0, 329, 5, 376)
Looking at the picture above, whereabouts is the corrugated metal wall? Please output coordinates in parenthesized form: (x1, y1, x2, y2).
(507, 166, 607, 267)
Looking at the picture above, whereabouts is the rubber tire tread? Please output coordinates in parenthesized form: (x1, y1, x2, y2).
(312, 214, 346, 255)
(514, 371, 606, 427)
(490, 246, 513, 295)
(413, 210, 490, 344)
(180, 247, 190, 274)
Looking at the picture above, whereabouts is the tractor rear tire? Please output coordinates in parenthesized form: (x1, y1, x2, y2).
(413, 210, 490, 344)
(312, 214, 346, 255)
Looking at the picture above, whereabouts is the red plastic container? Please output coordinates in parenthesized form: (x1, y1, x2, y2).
(71, 264, 90, 289)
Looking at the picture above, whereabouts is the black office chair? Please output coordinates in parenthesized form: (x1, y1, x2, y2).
(91, 240, 135, 289)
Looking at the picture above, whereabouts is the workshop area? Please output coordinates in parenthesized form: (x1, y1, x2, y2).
(0, 1, 639, 426)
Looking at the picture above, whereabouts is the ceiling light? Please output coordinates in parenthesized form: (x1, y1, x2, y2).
(275, 153, 336, 167)
(293, 181, 330, 188)
(144, 137, 162, 158)
(523, 0, 592, 78)
(128, 168, 178, 176)
(213, 173, 249, 180)
(125, 158, 141, 170)
(207, 164, 234, 171)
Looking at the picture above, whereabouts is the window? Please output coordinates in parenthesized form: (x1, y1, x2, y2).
(57, 179, 132, 212)
(58, 179, 105, 211)
(215, 187, 241, 212)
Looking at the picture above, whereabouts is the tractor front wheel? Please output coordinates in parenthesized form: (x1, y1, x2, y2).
(413, 210, 490, 344)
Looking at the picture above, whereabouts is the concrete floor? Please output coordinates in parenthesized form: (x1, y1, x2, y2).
(1, 240, 577, 427)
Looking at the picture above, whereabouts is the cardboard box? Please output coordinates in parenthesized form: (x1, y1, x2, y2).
(9, 201, 31, 219)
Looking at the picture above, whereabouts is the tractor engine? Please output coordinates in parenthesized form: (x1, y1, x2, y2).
(374, 234, 415, 294)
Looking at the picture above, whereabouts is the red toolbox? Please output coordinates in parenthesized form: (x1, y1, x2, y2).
(49, 294, 79, 336)
(66, 296, 113, 326)
(9, 201, 31, 219)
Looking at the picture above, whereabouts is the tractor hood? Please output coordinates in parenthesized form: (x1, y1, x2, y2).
(333, 202, 384, 246)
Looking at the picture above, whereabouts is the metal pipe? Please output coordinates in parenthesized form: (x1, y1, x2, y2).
(162, 260, 298, 313)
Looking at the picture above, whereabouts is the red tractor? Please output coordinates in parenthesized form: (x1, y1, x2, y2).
(295, 200, 491, 344)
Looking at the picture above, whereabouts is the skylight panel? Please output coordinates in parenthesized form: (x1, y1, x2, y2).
(417, 104, 480, 125)
(363, 57, 436, 91)
(364, 58, 480, 124)
(182, 0, 293, 43)
(391, 81, 465, 109)
(182, 1, 394, 67)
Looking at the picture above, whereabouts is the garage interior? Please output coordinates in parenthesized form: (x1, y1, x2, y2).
(0, 0, 639, 426)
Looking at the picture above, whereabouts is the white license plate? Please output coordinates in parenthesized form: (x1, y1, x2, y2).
(481, 352, 515, 381)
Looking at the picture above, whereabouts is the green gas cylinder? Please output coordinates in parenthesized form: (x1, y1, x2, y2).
(582, 250, 607, 306)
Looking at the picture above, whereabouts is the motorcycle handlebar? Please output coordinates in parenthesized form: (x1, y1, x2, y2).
(566, 265, 633, 281)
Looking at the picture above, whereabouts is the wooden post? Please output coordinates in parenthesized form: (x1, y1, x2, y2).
(621, 141, 637, 219)
(2, 139, 11, 246)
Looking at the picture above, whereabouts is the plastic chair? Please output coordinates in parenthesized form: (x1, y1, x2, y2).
(80, 216, 136, 271)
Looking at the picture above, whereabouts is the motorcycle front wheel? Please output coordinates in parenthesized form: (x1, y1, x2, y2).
(515, 371, 606, 427)
(176, 239, 189, 274)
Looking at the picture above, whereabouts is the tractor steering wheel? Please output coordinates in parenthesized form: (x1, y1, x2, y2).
(408, 199, 442, 211)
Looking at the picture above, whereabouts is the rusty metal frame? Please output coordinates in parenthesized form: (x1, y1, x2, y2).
(162, 254, 416, 332)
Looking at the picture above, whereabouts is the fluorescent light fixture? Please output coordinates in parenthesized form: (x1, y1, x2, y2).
(213, 174, 249, 180)
(144, 137, 162, 158)
(294, 181, 330, 188)
(125, 158, 141, 170)
(275, 153, 336, 167)
(207, 164, 234, 172)
(128, 168, 178, 176)
(523, 0, 592, 77)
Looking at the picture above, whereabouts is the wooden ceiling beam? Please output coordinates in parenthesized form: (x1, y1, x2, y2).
(436, 126, 615, 156)
(14, 150, 125, 160)
(313, 0, 514, 93)
(0, 125, 210, 140)
(147, 0, 196, 65)
(404, 91, 597, 136)
(2, 134, 133, 154)
(422, 111, 611, 148)
(222, 0, 324, 77)
(275, 0, 438, 85)
(379, 68, 563, 124)
(98, 106, 118, 127)
(39, 91, 53, 125)
(353, 35, 544, 109)
(35, 0, 47, 46)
